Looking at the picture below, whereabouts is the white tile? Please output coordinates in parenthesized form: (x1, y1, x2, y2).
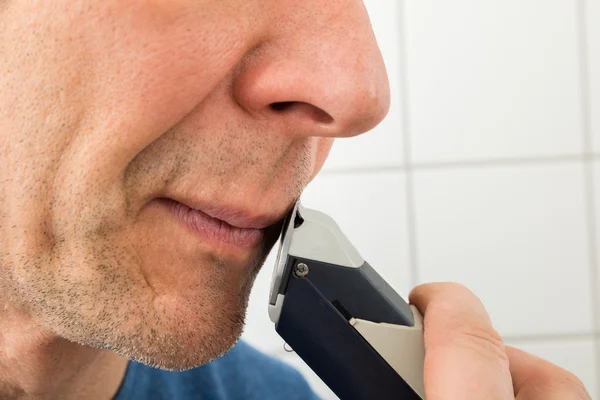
(301, 170, 413, 297)
(503, 339, 598, 398)
(414, 163, 593, 336)
(277, 351, 339, 400)
(323, 1, 405, 170)
(405, 0, 583, 162)
(589, 0, 600, 152)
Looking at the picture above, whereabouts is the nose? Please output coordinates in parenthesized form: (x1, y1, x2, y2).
(232, 1, 390, 138)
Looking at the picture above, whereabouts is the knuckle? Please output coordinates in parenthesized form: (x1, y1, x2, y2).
(442, 281, 472, 293)
(416, 282, 481, 316)
(427, 316, 509, 366)
(455, 323, 508, 363)
(421, 281, 475, 297)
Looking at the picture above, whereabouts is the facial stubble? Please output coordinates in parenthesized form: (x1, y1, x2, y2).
(4, 222, 271, 371)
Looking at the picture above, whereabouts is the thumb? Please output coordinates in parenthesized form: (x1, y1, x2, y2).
(506, 346, 591, 399)
(410, 283, 513, 400)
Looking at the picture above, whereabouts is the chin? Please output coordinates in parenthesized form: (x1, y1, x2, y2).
(130, 316, 245, 372)
(89, 288, 251, 371)
(119, 274, 258, 371)
(121, 263, 261, 371)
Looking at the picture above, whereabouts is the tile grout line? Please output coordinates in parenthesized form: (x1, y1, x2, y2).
(411, 154, 585, 171)
(320, 164, 405, 176)
(576, 0, 600, 396)
(503, 332, 598, 345)
(397, 0, 420, 291)
(320, 153, 600, 176)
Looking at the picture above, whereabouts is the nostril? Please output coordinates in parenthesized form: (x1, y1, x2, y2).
(270, 101, 334, 124)
(270, 101, 296, 112)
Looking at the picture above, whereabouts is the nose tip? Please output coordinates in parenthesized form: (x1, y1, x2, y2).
(234, 51, 391, 138)
(232, 3, 391, 139)
(320, 73, 391, 137)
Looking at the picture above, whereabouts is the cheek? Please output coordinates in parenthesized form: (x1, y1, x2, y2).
(6, 0, 261, 232)
(0, 0, 259, 260)
(75, 1, 258, 172)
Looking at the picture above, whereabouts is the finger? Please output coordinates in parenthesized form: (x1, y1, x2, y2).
(409, 282, 513, 400)
(506, 346, 591, 400)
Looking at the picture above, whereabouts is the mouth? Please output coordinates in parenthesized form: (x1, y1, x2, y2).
(160, 198, 280, 249)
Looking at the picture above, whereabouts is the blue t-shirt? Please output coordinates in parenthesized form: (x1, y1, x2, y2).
(113, 341, 321, 400)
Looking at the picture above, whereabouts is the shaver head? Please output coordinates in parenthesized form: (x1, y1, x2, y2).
(268, 199, 365, 323)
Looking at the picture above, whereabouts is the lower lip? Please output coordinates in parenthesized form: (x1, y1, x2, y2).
(163, 199, 264, 249)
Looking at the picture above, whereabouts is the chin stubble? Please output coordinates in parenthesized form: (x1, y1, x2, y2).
(5, 231, 269, 371)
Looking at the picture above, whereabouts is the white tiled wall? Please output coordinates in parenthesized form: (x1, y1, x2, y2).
(243, 1, 600, 398)
(405, 0, 583, 163)
(590, 0, 600, 152)
(414, 163, 593, 337)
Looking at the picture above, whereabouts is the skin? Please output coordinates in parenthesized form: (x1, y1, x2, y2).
(410, 284, 592, 400)
(0, 1, 591, 399)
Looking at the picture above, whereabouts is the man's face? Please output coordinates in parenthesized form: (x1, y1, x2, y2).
(0, 0, 389, 369)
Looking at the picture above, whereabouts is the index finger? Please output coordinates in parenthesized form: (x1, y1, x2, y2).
(409, 283, 514, 400)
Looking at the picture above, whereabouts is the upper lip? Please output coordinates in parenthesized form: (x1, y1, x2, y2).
(165, 196, 290, 230)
